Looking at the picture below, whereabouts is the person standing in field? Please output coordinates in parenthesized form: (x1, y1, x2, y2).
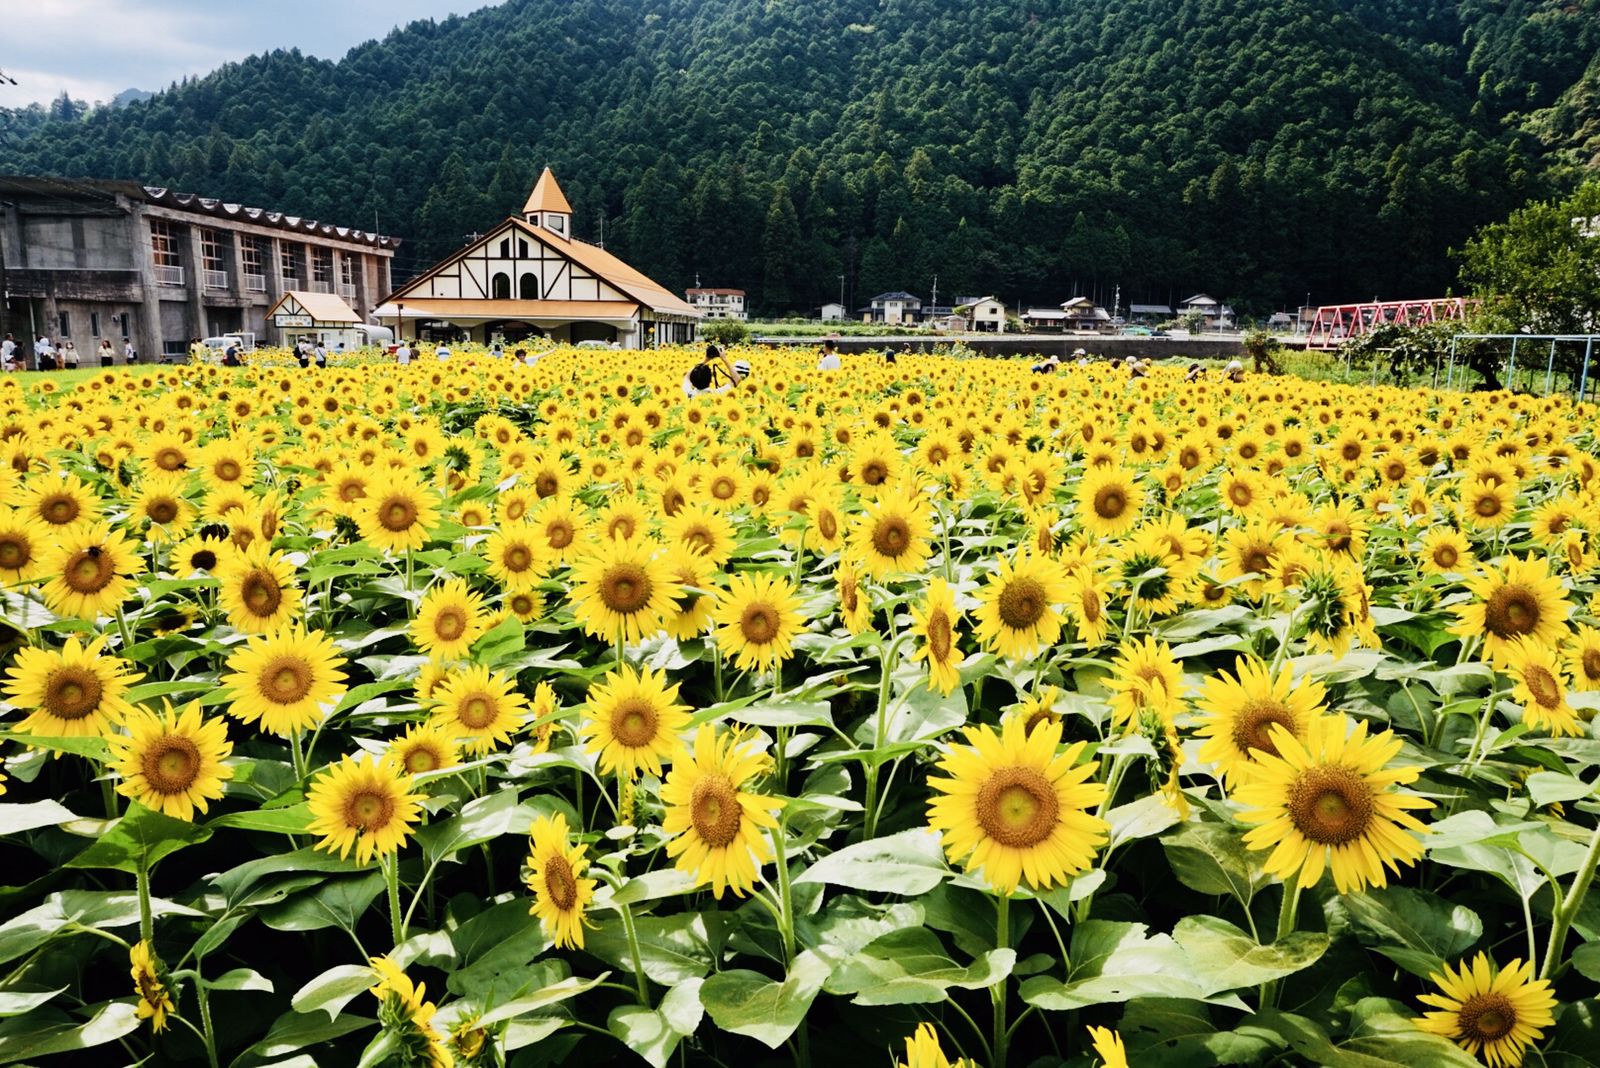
(818, 339, 842, 371)
(122, 337, 137, 364)
(97, 339, 115, 365)
(1, 334, 16, 371)
(61, 340, 79, 370)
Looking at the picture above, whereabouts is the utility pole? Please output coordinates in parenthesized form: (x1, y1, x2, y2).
(930, 273, 938, 316)
(1113, 284, 1121, 321)
(838, 274, 845, 310)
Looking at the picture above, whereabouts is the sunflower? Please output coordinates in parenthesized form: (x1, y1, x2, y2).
(1087, 1026, 1129, 1068)
(1312, 498, 1370, 558)
(1504, 638, 1582, 737)
(663, 502, 737, 568)
(2, 635, 140, 738)
(1194, 656, 1326, 787)
(0, 507, 50, 584)
(109, 701, 233, 821)
(429, 665, 529, 755)
(972, 553, 1070, 659)
(595, 497, 650, 544)
(306, 753, 426, 865)
(129, 474, 196, 540)
(1103, 636, 1186, 730)
(805, 484, 849, 553)
(909, 577, 964, 694)
(1218, 519, 1285, 601)
(834, 560, 873, 635)
(525, 812, 597, 948)
(411, 579, 487, 659)
(897, 1022, 972, 1068)
(222, 626, 348, 737)
(358, 471, 441, 553)
(216, 541, 304, 634)
(170, 532, 232, 577)
(1459, 479, 1516, 530)
(1236, 713, 1432, 893)
(386, 722, 461, 777)
(712, 571, 806, 672)
(1414, 954, 1556, 1068)
(527, 496, 590, 565)
(129, 940, 174, 1033)
(481, 520, 548, 591)
(569, 538, 677, 645)
(848, 485, 933, 579)
(1076, 466, 1145, 538)
(1450, 555, 1571, 667)
(39, 522, 141, 619)
(581, 662, 690, 777)
(19, 471, 101, 528)
(1419, 528, 1474, 576)
(1562, 624, 1600, 693)
(368, 956, 452, 1068)
(660, 724, 785, 899)
(1064, 569, 1112, 647)
(926, 716, 1108, 895)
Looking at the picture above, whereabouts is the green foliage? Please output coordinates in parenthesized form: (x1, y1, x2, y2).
(698, 319, 749, 346)
(1460, 179, 1600, 335)
(0, 0, 1595, 314)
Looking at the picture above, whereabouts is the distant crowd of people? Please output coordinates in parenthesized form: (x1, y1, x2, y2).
(2, 332, 138, 371)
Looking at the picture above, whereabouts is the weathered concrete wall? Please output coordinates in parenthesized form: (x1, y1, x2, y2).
(753, 333, 1246, 361)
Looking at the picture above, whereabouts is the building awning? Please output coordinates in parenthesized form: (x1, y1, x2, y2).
(373, 298, 640, 324)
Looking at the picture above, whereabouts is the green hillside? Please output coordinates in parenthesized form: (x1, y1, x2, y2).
(2, 0, 1595, 315)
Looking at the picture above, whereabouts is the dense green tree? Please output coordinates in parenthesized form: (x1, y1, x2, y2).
(1459, 179, 1600, 335)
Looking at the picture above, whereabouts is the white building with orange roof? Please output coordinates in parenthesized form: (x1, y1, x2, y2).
(375, 168, 700, 348)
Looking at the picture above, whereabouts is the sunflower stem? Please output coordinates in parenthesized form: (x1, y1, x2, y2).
(136, 858, 153, 946)
(114, 605, 135, 652)
(863, 634, 900, 839)
(100, 775, 119, 819)
(386, 852, 405, 946)
(991, 893, 1011, 1068)
(1261, 881, 1300, 1008)
(618, 901, 650, 1005)
(193, 956, 222, 1068)
(1540, 817, 1600, 980)
(773, 813, 797, 969)
(289, 728, 308, 785)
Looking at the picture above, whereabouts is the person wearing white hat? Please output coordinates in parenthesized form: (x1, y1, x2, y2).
(1225, 360, 1245, 383)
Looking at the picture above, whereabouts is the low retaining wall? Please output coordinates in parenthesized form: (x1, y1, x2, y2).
(751, 334, 1246, 361)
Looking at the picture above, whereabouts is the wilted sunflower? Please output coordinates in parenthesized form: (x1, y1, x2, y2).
(411, 578, 487, 659)
(109, 701, 233, 821)
(1076, 465, 1145, 538)
(216, 541, 303, 633)
(972, 553, 1069, 659)
(927, 716, 1107, 895)
(660, 724, 785, 899)
(306, 753, 425, 864)
(40, 522, 140, 619)
(569, 538, 677, 645)
(358, 470, 440, 553)
(1236, 713, 1432, 893)
(580, 662, 689, 777)
(129, 940, 174, 1033)
(0, 507, 50, 584)
(222, 625, 348, 737)
(1414, 954, 1556, 1068)
(1504, 637, 1582, 736)
(386, 722, 461, 777)
(909, 576, 964, 694)
(481, 520, 548, 591)
(429, 664, 529, 755)
(848, 484, 933, 579)
(1450, 555, 1571, 666)
(712, 571, 806, 672)
(525, 812, 596, 949)
(1194, 656, 1326, 787)
(3, 634, 140, 738)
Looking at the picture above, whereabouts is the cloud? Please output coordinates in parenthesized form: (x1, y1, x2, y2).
(0, 0, 500, 107)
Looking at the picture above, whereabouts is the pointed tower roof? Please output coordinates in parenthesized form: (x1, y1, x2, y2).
(523, 167, 573, 216)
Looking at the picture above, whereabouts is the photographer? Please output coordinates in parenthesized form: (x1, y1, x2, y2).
(683, 343, 745, 397)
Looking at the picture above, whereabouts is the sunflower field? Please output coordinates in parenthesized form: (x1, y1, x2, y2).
(1, 348, 1599, 1068)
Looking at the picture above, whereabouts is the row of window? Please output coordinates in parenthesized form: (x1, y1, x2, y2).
(491, 272, 543, 300)
(150, 220, 362, 289)
(50, 310, 132, 339)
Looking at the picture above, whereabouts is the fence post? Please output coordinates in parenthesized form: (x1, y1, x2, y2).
(1580, 337, 1595, 404)
(1508, 336, 1519, 391)
(1446, 336, 1458, 389)
(1545, 339, 1557, 396)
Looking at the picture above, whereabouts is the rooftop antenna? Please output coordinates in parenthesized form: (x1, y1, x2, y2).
(596, 213, 605, 250)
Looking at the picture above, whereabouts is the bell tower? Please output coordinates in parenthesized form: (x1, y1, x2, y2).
(522, 167, 573, 238)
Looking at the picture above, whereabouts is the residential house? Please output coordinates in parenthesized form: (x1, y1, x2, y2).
(1022, 307, 1069, 332)
(1128, 303, 1173, 323)
(1061, 296, 1113, 331)
(1177, 293, 1236, 330)
(954, 295, 1006, 332)
(863, 291, 923, 325)
(819, 302, 846, 321)
(685, 288, 747, 320)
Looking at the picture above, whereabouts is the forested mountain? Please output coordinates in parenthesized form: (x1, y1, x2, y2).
(2, 0, 1596, 316)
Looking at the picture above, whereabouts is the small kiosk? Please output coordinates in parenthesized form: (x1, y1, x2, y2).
(266, 291, 365, 352)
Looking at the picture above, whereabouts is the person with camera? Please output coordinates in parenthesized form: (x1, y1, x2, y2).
(683, 343, 746, 397)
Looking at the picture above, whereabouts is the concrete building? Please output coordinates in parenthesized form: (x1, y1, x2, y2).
(819, 302, 846, 321)
(954, 295, 1006, 332)
(376, 168, 699, 348)
(685, 288, 747, 320)
(0, 175, 399, 363)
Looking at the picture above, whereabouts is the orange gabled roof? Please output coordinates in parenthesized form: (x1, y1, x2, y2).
(523, 167, 572, 216)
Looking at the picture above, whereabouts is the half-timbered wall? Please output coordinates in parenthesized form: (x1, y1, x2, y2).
(404, 222, 629, 304)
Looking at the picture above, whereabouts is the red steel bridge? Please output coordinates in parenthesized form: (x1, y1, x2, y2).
(1304, 297, 1480, 350)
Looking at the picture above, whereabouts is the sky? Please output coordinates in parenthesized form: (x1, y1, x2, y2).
(0, 0, 502, 108)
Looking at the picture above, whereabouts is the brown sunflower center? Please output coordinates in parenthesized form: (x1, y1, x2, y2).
(190, 549, 218, 571)
(1581, 649, 1600, 681)
(240, 571, 282, 617)
(608, 516, 637, 541)
(1456, 992, 1517, 1043)
(662, 489, 686, 517)
(683, 525, 715, 554)
(1475, 493, 1503, 518)
(610, 698, 659, 747)
(1241, 545, 1274, 575)
(154, 448, 184, 471)
(543, 853, 578, 910)
(1080, 586, 1103, 622)
(1325, 523, 1352, 552)
(433, 607, 467, 642)
(458, 694, 497, 730)
(1286, 765, 1374, 845)
(872, 516, 911, 558)
(533, 473, 559, 498)
(927, 608, 953, 661)
(600, 563, 652, 614)
(1433, 544, 1459, 569)
(690, 772, 743, 847)
(0, 534, 32, 570)
(817, 510, 838, 541)
(65, 548, 116, 593)
(379, 496, 418, 532)
(44, 666, 104, 719)
(1522, 664, 1562, 709)
(1484, 584, 1540, 638)
(1229, 483, 1253, 507)
(861, 461, 889, 486)
(1093, 485, 1128, 519)
(345, 789, 395, 831)
(975, 766, 1060, 848)
(216, 460, 241, 481)
(1230, 699, 1295, 757)
(740, 602, 780, 644)
(838, 573, 859, 613)
(141, 735, 201, 793)
(403, 745, 440, 774)
(337, 480, 366, 503)
(547, 522, 573, 549)
(996, 576, 1047, 630)
(147, 498, 179, 525)
(41, 494, 79, 524)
